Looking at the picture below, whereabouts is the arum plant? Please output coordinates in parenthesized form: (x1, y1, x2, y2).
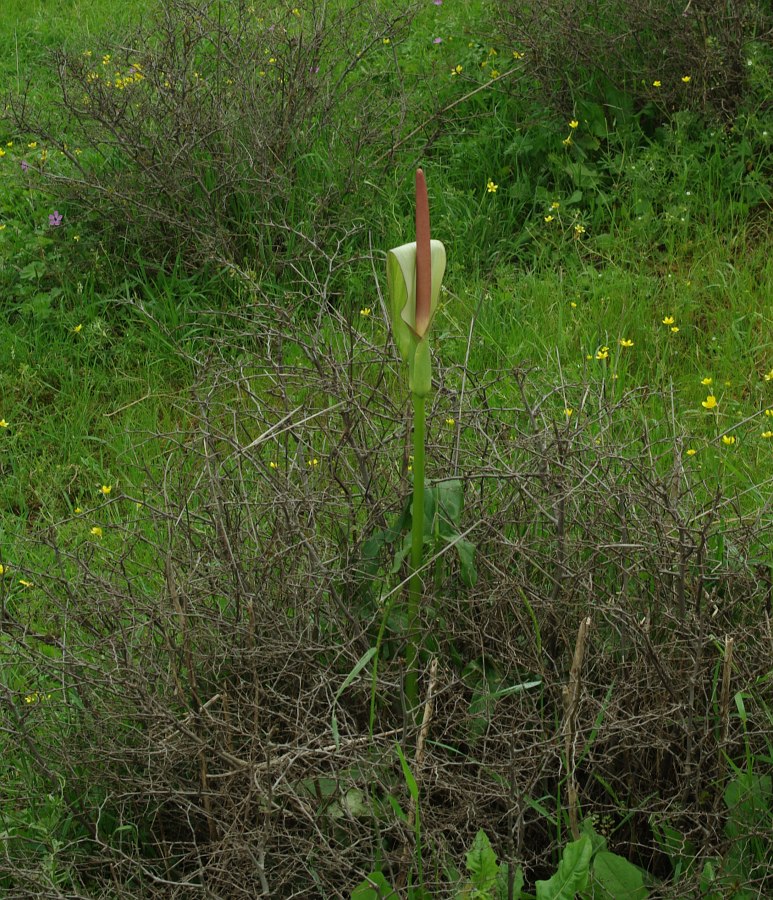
(386, 169, 446, 716)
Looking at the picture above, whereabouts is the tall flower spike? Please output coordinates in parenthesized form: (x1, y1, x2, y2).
(415, 169, 431, 337)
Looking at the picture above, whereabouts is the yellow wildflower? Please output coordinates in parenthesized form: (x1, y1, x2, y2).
(562, 136, 572, 146)
(360, 307, 371, 316)
(487, 180, 498, 193)
(551, 201, 560, 209)
(662, 316, 675, 325)
(701, 377, 712, 386)
(653, 80, 661, 87)
(100, 485, 112, 495)
(544, 215, 554, 223)
(762, 431, 773, 439)
(73, 323, 83, 333)
(681, 75, 691, 83)
(564, 408, 573, 417)
(670, 326, 679, 333)
(619, 338, 634, 348)
(764, 369, 773, 381)
(19, 579, 33, 587)
(721, 435, 736, 446)
(569, 119, 579, 129)
(90, 526, 103, 538)
(686, 448, 697, 456)
(574, 224, 586, 235)
(451, 64, 463, 76)
(0, 419, 7, 428)
(701, 395, 717, 410)
(269, 461, 278, 469)
(595, 346, 609, 361)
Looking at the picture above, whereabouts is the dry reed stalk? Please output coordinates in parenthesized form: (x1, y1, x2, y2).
(719, 634, 734, 746)
(563, 616, 591, 841)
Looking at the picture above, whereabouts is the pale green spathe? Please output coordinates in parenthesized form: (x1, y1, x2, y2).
(386, 239, 446, 361)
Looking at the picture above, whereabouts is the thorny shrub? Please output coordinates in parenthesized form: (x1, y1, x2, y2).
(8, 0, 418, 273)
(494, 0, 773, 120)
(1, 271, 772, 897)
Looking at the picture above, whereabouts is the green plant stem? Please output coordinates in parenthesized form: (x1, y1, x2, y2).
(406, 391, 426, 718)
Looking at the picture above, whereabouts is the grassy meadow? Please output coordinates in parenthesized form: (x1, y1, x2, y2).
(1, 0, 772, 897)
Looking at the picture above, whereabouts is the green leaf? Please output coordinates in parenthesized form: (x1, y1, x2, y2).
(436, 479, 465, 532)
(723, 772, 772, 838)
(497, 863, 524, 900)
(535, 834, 592, 899)
(387, 794, 407, 822)
(394, 743, 419, 802)
(331, 648, 377, 750)
(649, 820, 695, 877)
(389, 532, 413, 574)
(352, 871, 399, 899)
(455, 537, 478, 587)
(591, 850, 648, 899)
(466, 829, 499, 892)
(329, 787, 370, 820)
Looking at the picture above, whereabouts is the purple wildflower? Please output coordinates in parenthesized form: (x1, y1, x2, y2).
(21, 160, 29, 172)
(49, 210, 63, 228)
(433, 37, 442, 44)
(433, 0, 442, 5)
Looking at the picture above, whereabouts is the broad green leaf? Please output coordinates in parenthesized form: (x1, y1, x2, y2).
(723, 773, 772, 838)
(497, 863, 524, 900)
(436, 479, 465, 531)
(329, 787, 370, 820)
(535, 834, 592, 900)
(455, 537, 478, 587)
(352, 870, 398, 899)
(591, 850, 648, 899)
(649, 820, 695, 876)
(465, 829, 499, 891)
(389, 532, 413, 574)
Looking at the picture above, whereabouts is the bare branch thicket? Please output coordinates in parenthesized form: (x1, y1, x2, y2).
(2, 267, 772, 897)
(495, 0, 772, 117)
